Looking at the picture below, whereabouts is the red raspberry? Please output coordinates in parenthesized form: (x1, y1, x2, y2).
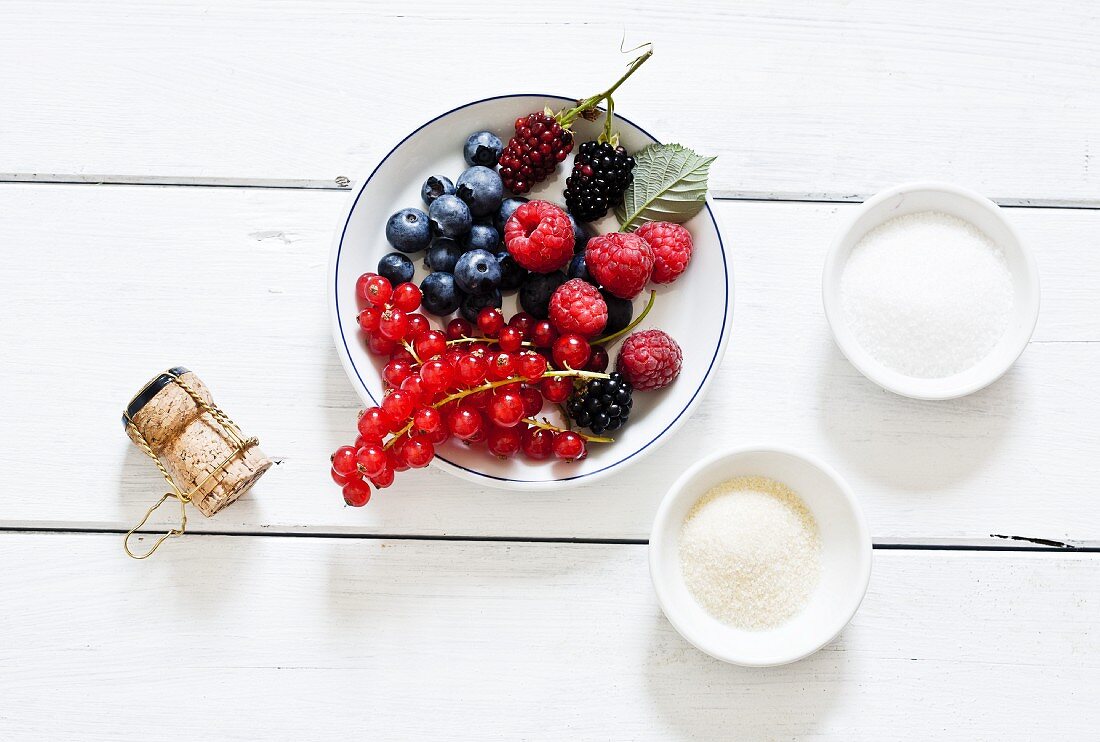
(616, 329, 682, 391)
(503, 200, 574, 273)
(635, 222, 693, 284)
(548, 278, 607, 339)
(585, 232, 654, 299)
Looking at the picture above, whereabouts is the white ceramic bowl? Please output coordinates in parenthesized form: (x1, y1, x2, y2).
(329, 95, 732, 490)
(649, 446, 872, 666)
(822, 182, 1040, 400)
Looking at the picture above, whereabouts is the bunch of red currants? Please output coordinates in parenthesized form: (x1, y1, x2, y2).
(331, 273, 612, 507)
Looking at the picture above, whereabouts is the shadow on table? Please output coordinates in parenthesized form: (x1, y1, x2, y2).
(816, 339, 1017, 491)
(644, 614, 846, 737)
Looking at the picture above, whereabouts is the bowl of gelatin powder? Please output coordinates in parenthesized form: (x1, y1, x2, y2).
(823, 182, 1040, 400)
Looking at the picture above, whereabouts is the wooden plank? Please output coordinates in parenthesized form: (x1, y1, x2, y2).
(0, 533, 1095, 739)
(0, 1, 1096, 201)
(1, 184, 1098, 542)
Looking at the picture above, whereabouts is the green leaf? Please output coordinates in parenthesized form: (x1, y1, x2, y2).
(615, 144, 715, 231)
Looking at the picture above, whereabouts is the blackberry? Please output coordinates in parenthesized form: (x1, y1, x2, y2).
(499, 112, 574, 195)
(563, 141, 635, 223)
(566, 372, 633, 435)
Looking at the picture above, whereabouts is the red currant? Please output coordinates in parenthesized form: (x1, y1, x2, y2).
(342, 478, 372, 506)
(406, 312, 431, 339)
(448, 404, 484, 440)
(331, 445, 358, 476)
(520, 385, 544, 417)
(477, 307, 505, 338)
(370, 468, 395, 489)
(383, 359, 414, 387)
(508, 312, 536, 338)
(552, 334, 590, 369)
(392, 282, 422, 312)
(357, 407, 394, 439)
(331, 467, 352, 487)
(585, 345, 609, 372)
(531, 320, 558, 348)
(382, 389, 415, 423)
(388, 448, 410, 473)
(355, 444, 388, 478)
(446, 317, 474, 340)
(488, 391, 525, 427)
(497, 325, 524, 352)
(358, 305, 382, 335)
(400, 373, 428, 401)
(487, 425, 522, 458)
(455, 353, 488, 387)
(540, 375, 572, 404)
(378, 308, 409, 341)
(414, 330, 447, 361)
(553, 431, 586, 461)
(487, 351, 516, 380)
(520, 426, 554, 460)
(356, 272, 378, 303)
(364, 275, 393, 306)
(401, 435, 435, 468)
(420, 359, 453, 392)
(368, 334, 397, 356)
(516, 351, 548, 381)
(413, 406, 443, 434)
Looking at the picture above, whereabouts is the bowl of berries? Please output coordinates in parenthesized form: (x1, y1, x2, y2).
(329, 48, 732, 501)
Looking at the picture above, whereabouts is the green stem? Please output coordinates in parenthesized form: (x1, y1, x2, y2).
(558, 47, 652, 128)
(594, 290, 656, 345)
(522, 417, 613, 444)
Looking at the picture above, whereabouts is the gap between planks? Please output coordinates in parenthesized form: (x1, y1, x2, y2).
(1, 526, 1096, 552)
(2, 174, 1100, 210)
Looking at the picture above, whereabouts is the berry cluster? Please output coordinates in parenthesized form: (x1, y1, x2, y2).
(498, 113, 574, 195)
(333, 275, 615, 506)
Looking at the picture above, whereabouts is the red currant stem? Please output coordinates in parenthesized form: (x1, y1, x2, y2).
(557, 46, 653, 128)
(594, 290, 657, 345)
(446, 336, 534, 349)
(522, 417, 613, 444)
(401, 340, 423, 365)
(381, 368, 613, 451)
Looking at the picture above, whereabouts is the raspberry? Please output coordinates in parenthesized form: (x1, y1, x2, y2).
(564, 141, 635, 222)
(635, 222, 693, 284)
(503, 200, 575, 273)
(548, 278, 608, 339)
(498, 112, 574, 195)
(616, 329, 682, 391)
(585, 232, 654, 299)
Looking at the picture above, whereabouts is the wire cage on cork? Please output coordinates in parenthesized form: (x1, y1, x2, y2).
(122, 367, 271, 559)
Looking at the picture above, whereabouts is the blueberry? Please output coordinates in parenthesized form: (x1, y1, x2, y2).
(421, 175, 455, 206)
(519, 271, 567, 319)
(496, 251, 527, 291)
(420, 272, 461, 316)
(385, 208, 431, 253)
(426, 237, 463, 274)
(428, 194, 472, 238)
(463, 130, 504, 168)
(495, 196, 529, 231)
(460, 288, 503, 322)
(463, 223, 500, 252)
(378, 252, 415, 285)
(568, 214, 592, 253)
(567, 253, 596, 285)
(454, 248, 502, 295)
(601, 288, 634, 334)
(455, 166, 504, 218)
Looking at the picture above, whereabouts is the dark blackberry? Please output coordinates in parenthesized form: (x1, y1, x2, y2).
(563, 141, 635, 223)
(565, 372, 633, 435)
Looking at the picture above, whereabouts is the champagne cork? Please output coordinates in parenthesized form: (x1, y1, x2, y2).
(123, 367, 270, 517)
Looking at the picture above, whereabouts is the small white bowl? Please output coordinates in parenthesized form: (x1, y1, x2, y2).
(649, 446, 872, 667)
(822, 181, 1040, 400)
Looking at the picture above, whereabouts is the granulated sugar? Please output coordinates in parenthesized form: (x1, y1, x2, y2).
(840, 211, 1014, 378)
(679, 476, 820, 631)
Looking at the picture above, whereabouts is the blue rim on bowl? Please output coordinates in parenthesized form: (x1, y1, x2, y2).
(329, 94, 733, 489)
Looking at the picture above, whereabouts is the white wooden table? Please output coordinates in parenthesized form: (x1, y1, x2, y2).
(2, 2, 1098, 738)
